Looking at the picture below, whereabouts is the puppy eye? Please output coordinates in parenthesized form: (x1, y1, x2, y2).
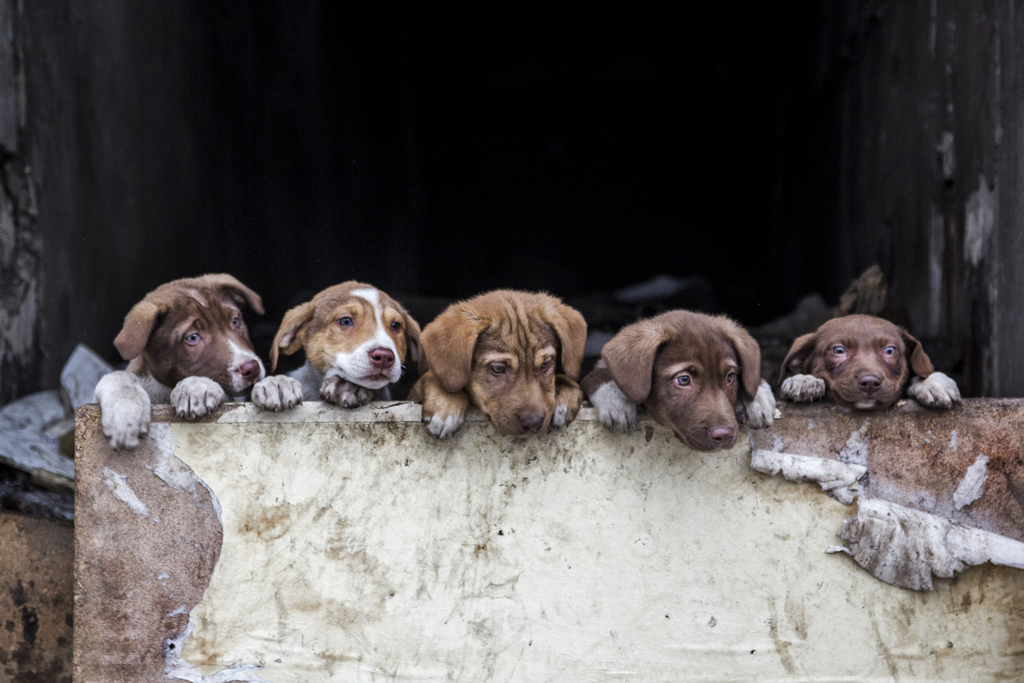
(674, 374, 691, 387)
(490, 364, 506, 375)
(832, 345, 846, 355)
(390, 321, 402, 333)
(725, 371, 737, 385)
(884, 346, 896, 356)
(231, 317, 240, 328)
(184, 332, 201, 345)
(337, 317, 354, 327)
(539, 360, 552, 372)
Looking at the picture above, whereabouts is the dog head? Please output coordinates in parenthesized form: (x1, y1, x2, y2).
(780, 314, 933, 410)
(114, 273, 266, 394)
(602, 311, 761, 451)
(420, 290, 586, 436)
(270, 281, 421, 390)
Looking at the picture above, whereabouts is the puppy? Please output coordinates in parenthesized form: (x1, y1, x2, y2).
(93, 274, 266, 450)
(409, 290, 587, 438)
(779, 314, 960, 410)
(581, 310, 775, 451)
(251, 281, 421, 411)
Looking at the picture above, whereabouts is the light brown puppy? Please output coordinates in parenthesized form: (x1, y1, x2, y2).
(93, 274, 265, 450)
(252, 281, 421, 410)
(779, 314, 960, 410)
(581, 310, 775, 451)
(409, 290, 587, 438)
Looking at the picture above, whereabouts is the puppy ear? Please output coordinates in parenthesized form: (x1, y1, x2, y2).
(402, 312, 422, 364)
(200, 273, 265, 315)
(717, 316, 762, 398)
(602, 320, 669, 404)
(114, 300, 164, 361)
(420, 307, 489, 393)
(779, 333, 818, 383)
(270, 301, 316, 372)
(901, 329, 935, 378)
(541, 300, 587, 380)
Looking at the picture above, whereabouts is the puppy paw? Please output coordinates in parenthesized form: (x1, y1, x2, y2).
(171, 376, 227, 419)
(319, 371, 374, 409)
(424, 410, 465, 439)
(94, 371, 152, 451)
(551, 379, 584, 429)
(780, 374, 826, 403)
(907, 371, 961, 409)
(252, 375, 304, 411)
(740, 379, 776, 428)
(589, 381, 638, 433)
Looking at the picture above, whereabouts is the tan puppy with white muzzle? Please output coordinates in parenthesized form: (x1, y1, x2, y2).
(93, 274, 266, 450)
(409, 290, 587, 438)
(252, 281, 421, 411)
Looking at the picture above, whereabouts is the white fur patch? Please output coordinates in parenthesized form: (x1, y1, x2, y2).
(740, 379, 776, 429)
(780, 374, 826, 403)
(94, 371, 152, 450)
(590, 381, 638, 433)
(551, 402, 569, 429)
(907, 371, 961, 409)
(171, 377, 227, 419)
(251, 375, 304, 412)
(425, 412, 464, 439)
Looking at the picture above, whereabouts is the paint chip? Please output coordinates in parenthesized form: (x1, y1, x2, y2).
(953, 455, 989, 511)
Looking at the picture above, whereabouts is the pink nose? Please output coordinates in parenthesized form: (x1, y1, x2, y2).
(239, 360, 261, 383)
(709, 426, 735, 446)
(369, 348, 395, 370)
(858, 374, 882, 392)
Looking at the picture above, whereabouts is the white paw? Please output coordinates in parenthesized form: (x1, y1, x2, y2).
(551, 402, 569, 429)
(171, 377, 227, 419)
(907, 371, 961, 409)
(781, 374, 826, 403)
(319, 370, 374, 409)
(589, 381, 638, 433)
(425, 412, 464, 439)
(94, 371, 152, 451)
(741, 379, 776, 428)
(251, 375, 304, 411)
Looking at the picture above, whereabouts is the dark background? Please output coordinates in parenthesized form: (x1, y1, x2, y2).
(6, 1, 1024, 402)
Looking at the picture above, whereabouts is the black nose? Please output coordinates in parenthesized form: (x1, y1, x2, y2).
(709, 426, 735, 446)
(518, 414, 545, 432)
(858, 374, 882, 392)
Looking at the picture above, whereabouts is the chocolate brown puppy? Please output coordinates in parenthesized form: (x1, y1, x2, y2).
(582, 310, 775, 451)
(779, 314, 960, 410)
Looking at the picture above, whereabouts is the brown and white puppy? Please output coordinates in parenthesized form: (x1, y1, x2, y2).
(581, 311, 775, 451)
(409, 290, 587, 438)
(251, 281, 421, 411)
(93, 274, 266, 450)
(779, 314, 960, 410)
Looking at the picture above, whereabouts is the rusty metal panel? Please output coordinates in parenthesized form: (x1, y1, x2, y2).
(75, 401, 1024, 682)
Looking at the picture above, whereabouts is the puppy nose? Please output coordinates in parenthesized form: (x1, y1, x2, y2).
(709, 426, 735, 446)
(858, 374, 882, 392)
(239, 360, 260, 383)
(369, 348, 395, 370)
(518, 414, 545, 432)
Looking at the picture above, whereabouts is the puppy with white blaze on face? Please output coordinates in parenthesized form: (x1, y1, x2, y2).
(92, 274, 266, 451)
(251, 281, 421, 411)
(581, 310, 776, 452)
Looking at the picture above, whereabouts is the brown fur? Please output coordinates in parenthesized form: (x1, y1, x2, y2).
(410, 290, 587, 437)
(114, 274, 264, 393)
(582, 311, 762, 451)
(780, 314, 934, 410)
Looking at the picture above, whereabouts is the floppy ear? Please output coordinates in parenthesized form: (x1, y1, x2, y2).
(779, 333, 818, 383)
(200, 273, 265, 315)
(270, 301, 316, 372)
(602, 320, 669, 404)
(402, 312, 422, 364)
(114, 300, 164, 361)
(420, 306, 489, 394)
(716, 316, 762, 398)
(541, 300, 587, 380)
(901, 329, 934, 378)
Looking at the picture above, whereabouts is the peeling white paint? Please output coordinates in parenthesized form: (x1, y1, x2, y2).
(833, 498, 1024, 591)
(751, 449, 866, 505)
(936, 131, 955, 179)
(770, 434, 784, 452)
(949, 429, 959, 453)
(164, 616, 268, 683)
(928, 204, 946, 336)
(953, 455, 989, 511)
(102, 467, 152, 519)
(837, 423, 869, 466)
(965, 175, 996, 267)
